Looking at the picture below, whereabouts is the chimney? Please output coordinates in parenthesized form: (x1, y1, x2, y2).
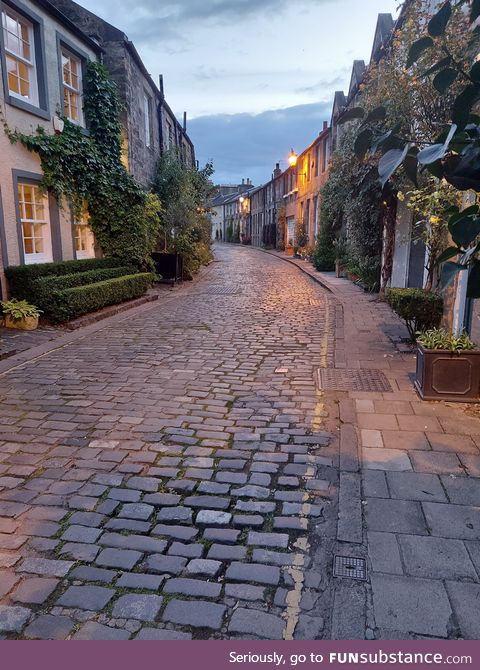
(159, 74, 164, 97)
(183, 112, 187, 132)
(323, 121, 328, 130)
(242, 179, 245, 185)
(273, 163, 282, 178)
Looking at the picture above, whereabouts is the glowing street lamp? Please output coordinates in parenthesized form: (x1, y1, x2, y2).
(288, 149, 298, 168)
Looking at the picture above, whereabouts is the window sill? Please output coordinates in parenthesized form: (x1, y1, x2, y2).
(8, 95, 50, 121)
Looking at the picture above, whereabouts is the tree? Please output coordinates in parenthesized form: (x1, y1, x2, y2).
(154, 151, 215, 278)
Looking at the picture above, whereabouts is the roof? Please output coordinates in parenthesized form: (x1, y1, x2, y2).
(348, 60, 366, 98)
(32, 0, 103, 53)
(371, 13, 395, 62)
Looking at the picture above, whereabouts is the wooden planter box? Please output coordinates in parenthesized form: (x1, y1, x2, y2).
(415, 345, 480, 403)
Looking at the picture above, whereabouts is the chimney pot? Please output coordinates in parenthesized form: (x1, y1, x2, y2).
(323, 121, 328, 130)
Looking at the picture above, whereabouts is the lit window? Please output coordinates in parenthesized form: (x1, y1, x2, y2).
(2, 7, 38, 105)
(62, 49, 83, 124)
(74, 207, 95, 259)
(18, 183, 52, 264)
(144, 93, 151, 147)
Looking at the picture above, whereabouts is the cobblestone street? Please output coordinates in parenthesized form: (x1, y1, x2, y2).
(0, 245, 340, 640)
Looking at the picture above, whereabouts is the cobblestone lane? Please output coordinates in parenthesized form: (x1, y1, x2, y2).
(0, 246, 340, 640)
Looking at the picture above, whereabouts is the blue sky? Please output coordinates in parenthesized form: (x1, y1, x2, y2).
(79, 0, 401, 185)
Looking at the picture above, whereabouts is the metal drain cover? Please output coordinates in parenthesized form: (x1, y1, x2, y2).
(200, 287, 242, 296)
(318, 368, 393, 393)
(334, 555, 367, 581)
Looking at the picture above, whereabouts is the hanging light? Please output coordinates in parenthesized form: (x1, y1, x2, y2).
(288, 149, 298, 168)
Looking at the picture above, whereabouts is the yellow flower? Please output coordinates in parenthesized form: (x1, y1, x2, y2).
(397, 191, 405, 202)
(430, 216, 441, 224)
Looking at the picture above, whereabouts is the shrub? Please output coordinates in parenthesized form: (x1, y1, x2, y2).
(1, 299, 42, 320)
(385, 288, 444, 342)
(34, 266, 136, 313)
(47, 273, 154, 324)
(5, 258, 126, 301)
(312, 224, 336, 271)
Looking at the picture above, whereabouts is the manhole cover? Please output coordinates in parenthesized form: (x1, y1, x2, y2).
(318, 368, 393, 393)
(334, 556, 367, 581)
(199, 287, 242, 296)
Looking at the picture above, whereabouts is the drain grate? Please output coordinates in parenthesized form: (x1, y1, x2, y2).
(334, 555, 367, 581)
(318, 368, 393, 393)
(199, 286, 242, 296)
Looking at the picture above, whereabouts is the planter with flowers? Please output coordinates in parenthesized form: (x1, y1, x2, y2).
(1, 300, 43, 331)
(415, 329, 480, 403)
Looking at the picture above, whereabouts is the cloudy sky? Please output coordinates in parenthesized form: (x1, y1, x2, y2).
(79, 0, 400, 185)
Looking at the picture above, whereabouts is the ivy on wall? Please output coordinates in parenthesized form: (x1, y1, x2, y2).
(5, 61, 161, 268)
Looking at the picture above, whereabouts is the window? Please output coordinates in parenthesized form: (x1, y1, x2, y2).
(62, 49, 83, 124)
(74, 207, 95, 259)
(322, 138, 328, 173)
(2, 6, 38, 105)
(143, 93, 151, 147)
(17, 182, 52, 264)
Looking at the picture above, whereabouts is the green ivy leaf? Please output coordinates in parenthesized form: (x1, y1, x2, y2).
(436, 247, 460, 264)
(428, 2, 452, 37)
(471, 0, 480, 23)
(417, 124, 457, 164)
(338, 107, 365, 125)
(440, 262, 467, 290)
(407, 36, 434, 68)
(471, 61, 480, 83)
(364, 106, 387, 124)
(452, 85, 480, 129)
(354, 129, 374, 160)
(378, 145, 410, 188)
(421, 56, 452, 78)
(449, 215, 480, 249)
(433, 68, 458, 94)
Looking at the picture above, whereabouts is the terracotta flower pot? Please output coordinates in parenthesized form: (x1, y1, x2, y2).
(286, 247, 294, 257)
(415, 344, 480, 403)
(4, 315, 39, 331)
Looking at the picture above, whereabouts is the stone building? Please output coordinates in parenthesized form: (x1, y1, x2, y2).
(50, 0, 195, 189)
(0, 0, 102, 298)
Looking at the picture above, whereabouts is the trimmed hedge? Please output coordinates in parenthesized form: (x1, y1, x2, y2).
(35, 266, 136, 313)
(5, 258, 127, 300)
(47, 273, 154, 324)
(385, 288, 444, 342)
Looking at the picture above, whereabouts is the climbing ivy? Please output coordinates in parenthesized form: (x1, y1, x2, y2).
(5, 61, 161, 268)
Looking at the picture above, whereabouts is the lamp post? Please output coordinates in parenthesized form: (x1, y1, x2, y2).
(288, 149, 298, 168)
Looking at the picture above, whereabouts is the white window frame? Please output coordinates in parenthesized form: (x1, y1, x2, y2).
(144, 93, 151, 147)
(2, 6, 39, 106)
(74, 208, 95, 259)
(17, 182, 53, 265)
(61, 47, 84, 126)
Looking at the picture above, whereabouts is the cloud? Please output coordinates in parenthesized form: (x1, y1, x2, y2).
(188, 101, 332, 185)
(80, 0, 338, 45)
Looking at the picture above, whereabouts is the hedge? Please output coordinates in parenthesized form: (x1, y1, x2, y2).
(47, 273, 154, 324)
(35, 266, 136, 312)
(5, 258, 127, 300)
(385, 288, 444, 342)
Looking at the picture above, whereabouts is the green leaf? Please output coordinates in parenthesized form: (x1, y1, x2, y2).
(449, 215, 480, 249)
(440, 262, 467, 290)
(467, 260, 480, 299)
(436, 247, 460, 264)
(426, 160, 445, 179)
(471, 61, 480, 83)
(417, 124, 457, 164)
(452, 85, 480, 129)
(378, 145, 410, 188)
(428, 1, 452, 36)
(364, 106, 387, 124)
(338, 107, 365, 125)
(407, 37, 434, 68)
(354, 128, 373, 160)
(433, 68, 458, 94)
(471, 0, 480, 23)
(421, 56, 452, 78)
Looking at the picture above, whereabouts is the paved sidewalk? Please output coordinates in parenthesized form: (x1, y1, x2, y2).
(267, 249, 480, 640)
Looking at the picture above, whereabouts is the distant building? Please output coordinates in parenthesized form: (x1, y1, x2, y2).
(209, 180, 253, 241)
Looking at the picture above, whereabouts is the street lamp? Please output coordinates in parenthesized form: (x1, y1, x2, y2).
(288, 149, 298, 168)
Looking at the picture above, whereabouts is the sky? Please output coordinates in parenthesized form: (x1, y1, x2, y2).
(79, 0, 401, 185)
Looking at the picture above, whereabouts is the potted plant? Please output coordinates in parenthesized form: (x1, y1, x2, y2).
(1, 300, 43, 331)
(415, 329, 480, 403)
(286, 239, 294, 257)
(334, 237, 348, 278)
